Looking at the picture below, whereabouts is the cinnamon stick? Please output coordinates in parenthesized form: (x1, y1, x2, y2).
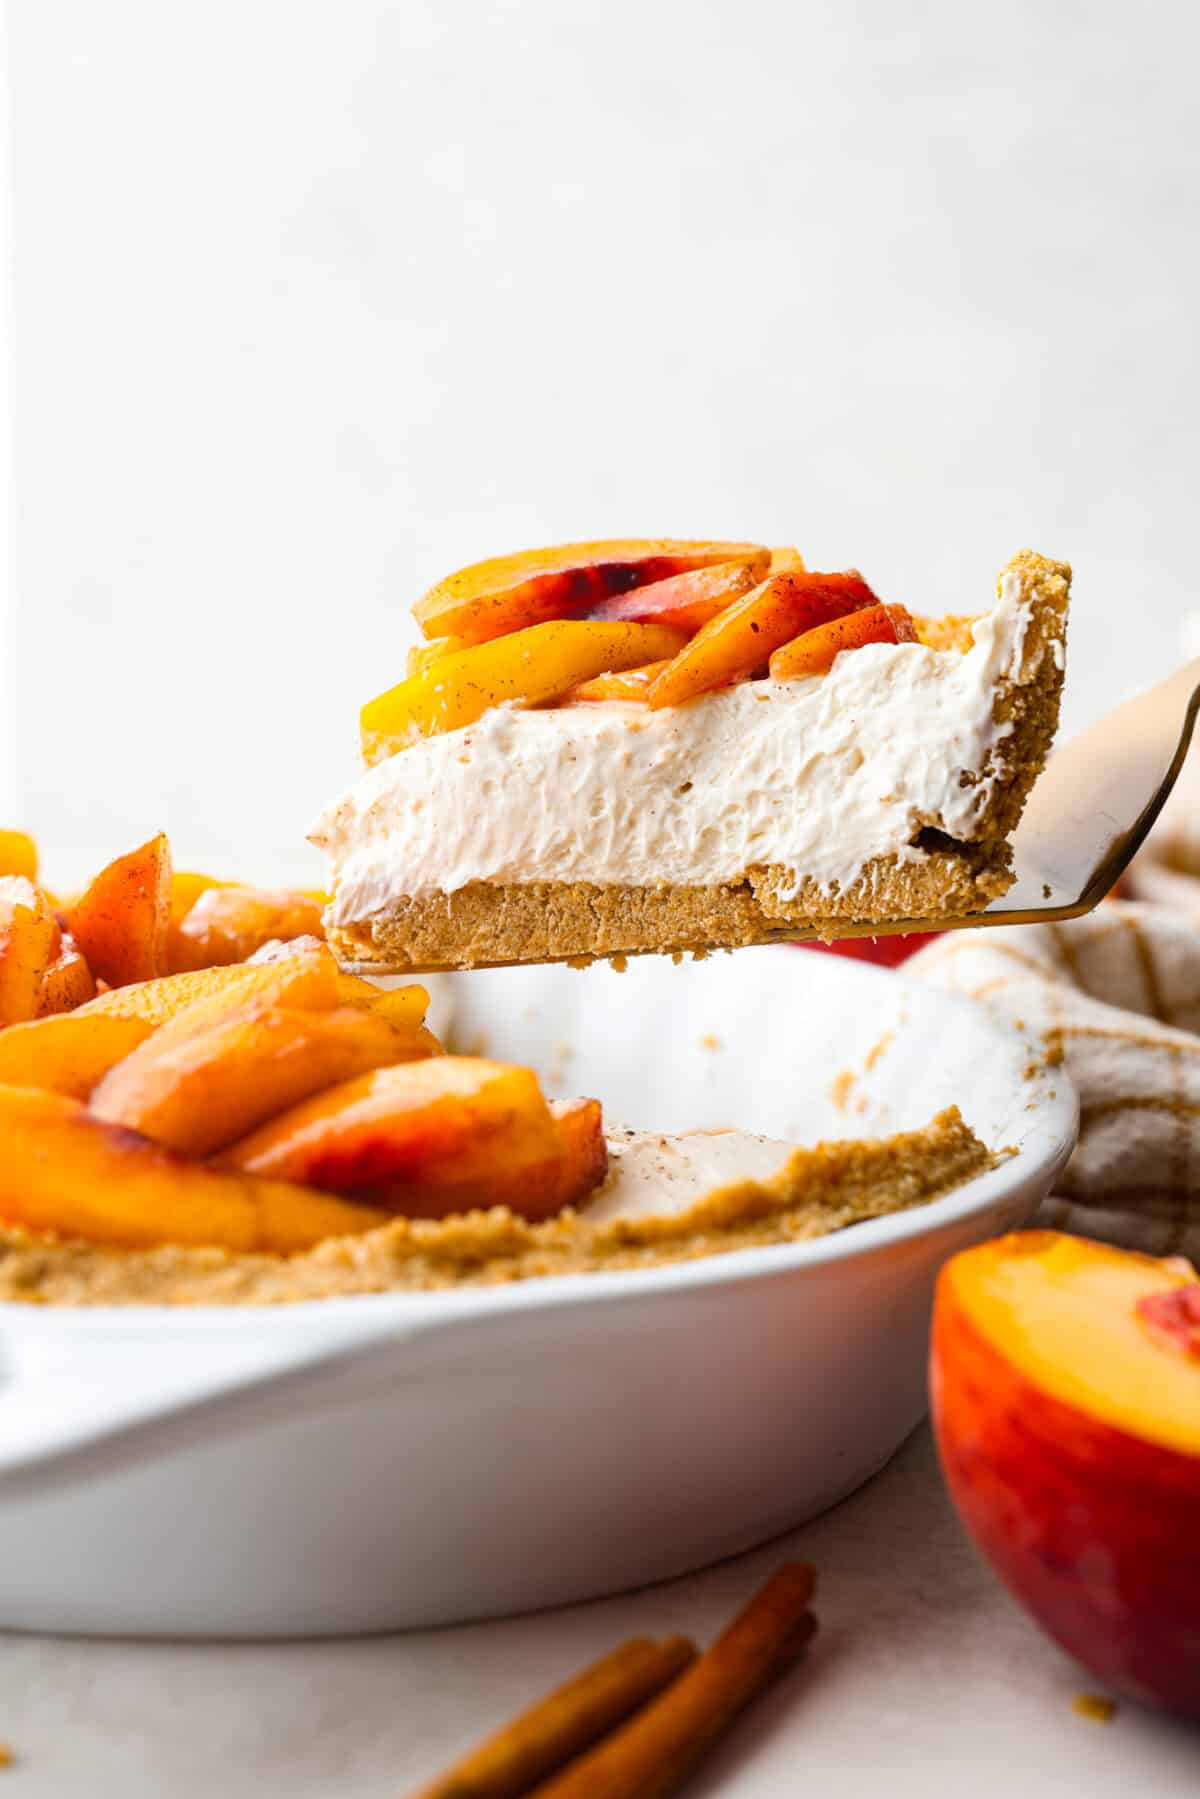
(406, 1634, 697, 1799)
(529, 1563, 818, 1799)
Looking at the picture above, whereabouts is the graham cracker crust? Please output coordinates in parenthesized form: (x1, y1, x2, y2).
(0, 1107, 992, 1306)
(327, 551, 1070, 972)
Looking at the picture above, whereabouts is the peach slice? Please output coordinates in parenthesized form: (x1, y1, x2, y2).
(171, 884, 326, 972)
(366, 1094, 608, 1220)
(0, 1084, 387, 1253)
(0, 1011, 154, 1098)
(768, 602, 918, 680)
(0, 877, 62, 1026)
(586, 555, 770, 633)
(648, 571, 881, 709)
(91, 1003, 426, 1157)
(413, 540, 769, 645)
(78, 942, 341, 1029)
(166, 870, 228, 970)
(564, 660, 673, 704)
(0, 831, 38, 882)
(38, 930, 96, 1015)
(361, 621, 686, 763)
(219, 1057, 562, 1214)
(931, 1231, 1200, 1718)
(66, 833, 172, 988)
(769, 546, 806, 573)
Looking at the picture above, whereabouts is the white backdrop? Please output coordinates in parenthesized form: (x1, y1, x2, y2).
(6, 0, 1199, 887)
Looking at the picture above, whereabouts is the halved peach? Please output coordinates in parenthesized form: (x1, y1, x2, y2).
(586, 555, 770, 633)
(78, 942, 341, 1030)
(366, 1094, 608, 1220)
(66, 833, 172, 988)
(0, 1011, 154, 1098)
(91, 1002, 427, 1157)
(0, 1084, 387, 1252)
(413, 540, 769, 645)
(171, 885, 326, 972)
(38, 930, 96, 1015)
(406, 636, 471, 677)
(0, 831, 38, 882)
(219, 1057, 561, 1213)
(648, 571, 882, 709)
(361, 620, 686, 763)
(932, 1232, 1200, 1717)
(0, 877, 62, 1026)
(769, 602, 918, 680)
(563, 660, 673, 704)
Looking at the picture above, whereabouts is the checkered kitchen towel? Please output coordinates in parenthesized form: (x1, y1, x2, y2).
(909, 886, 1200, 1264)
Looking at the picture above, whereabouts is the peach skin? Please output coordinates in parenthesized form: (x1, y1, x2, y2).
(66, 833, 172, 988)
(585, 556, 770, 633)
(90, 1003, 430, 1157)
(0, 1084, 389, 1253)
(413, 540, 768, 645)
(218, 1057, 561, 1206)
(0, 877, 62, 1026)
(931, 1231, 1200, 1718)
(648, 571, 882, 709)
(769, 603, 918, 680)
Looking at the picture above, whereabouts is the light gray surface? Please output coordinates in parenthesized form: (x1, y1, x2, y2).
(6, 0, 1200, 884)
(0, 1428, 1195, 1795)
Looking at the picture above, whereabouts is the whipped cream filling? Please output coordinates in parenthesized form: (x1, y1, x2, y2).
(312, 574, 1033, 919)
(582, 1126, 799, 1223)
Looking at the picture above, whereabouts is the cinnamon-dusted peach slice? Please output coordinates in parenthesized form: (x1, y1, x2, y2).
(0, 1084, 387, 1252)
(406, 636, 470, 678)
(366, 1095, 608, 1220)
(769, 602, 918, 680)
(38, 929, 96, 1015)
(413, 540, 768, 645)
(648, 571, 881, 710)
(79, 941, 341, 1029)
(0, 877, 62, 1026)
(586, 555, 770, 633)
(66, 832, 172, 988)
(0, 830, 38, 882)
(564, 660, 673, 704)
(219, 1057, 561, 1210)
(0, 1011, 153, 1098)
(91, 1003, 427, 1157)
(361, 621, 686, 763)
(171, 884, 326, 972)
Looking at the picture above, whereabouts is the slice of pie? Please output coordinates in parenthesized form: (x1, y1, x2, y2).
(311, 541, 1070, 971)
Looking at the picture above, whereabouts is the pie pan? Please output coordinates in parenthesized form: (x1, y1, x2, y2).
(0, 950, 1077, 1637)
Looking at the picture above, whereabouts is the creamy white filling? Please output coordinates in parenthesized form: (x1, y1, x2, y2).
(582, 1126, 799, 1223)
(312, 574, 1034, 919)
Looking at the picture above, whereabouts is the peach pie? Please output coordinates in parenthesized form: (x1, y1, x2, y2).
(311, 540, 1070, 970)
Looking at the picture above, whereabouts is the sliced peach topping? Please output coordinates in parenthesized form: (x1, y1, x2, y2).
(769, 546, 806, 573)
(361, 620, 686, 763)
(66, 832, 172, 989)
(166, 870, 228, 970)
(0, 831, 38, 882)
(219, 1056, 574, 1222)
(0, 1084, 387, 1253)
(38, 930, 96, 1015)
(171, 884, 326, 972)
(413, 539, 769, 645)
(647, 570, 880, 709)
(91, 1002, 429, 1157)
(0, 1011, 154, 1099)
(78, 941, 342, 1029)
(586, 555, 770, 633)
(0, 877, 62, 1026)
(406, 636, 471, 678)
(564, 660, 673, 704)
(769, 602, 918, 680)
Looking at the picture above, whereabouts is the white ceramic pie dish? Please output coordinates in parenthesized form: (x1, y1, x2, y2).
(0, 950, 1076, 1638)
